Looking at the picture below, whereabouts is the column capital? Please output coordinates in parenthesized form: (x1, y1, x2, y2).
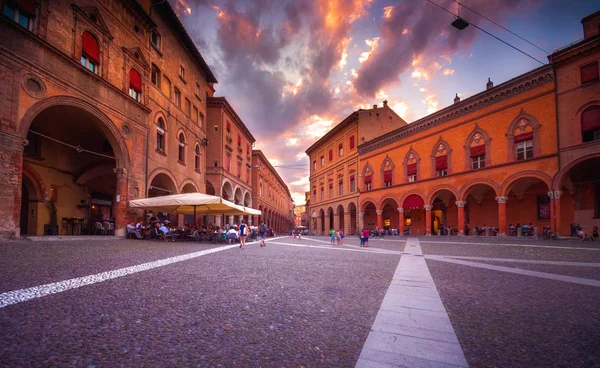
(376, 210, 383, 215)
(113, 167, 128, 177)
(424, 205, 433, 211)
(495, 196, 508, 204)
(397, 207, 404, 213)
(359, 212, 365, 217)
(455, 201, 466, 208)
(547, 191, 554, 199)
(553, 190, 563, 199)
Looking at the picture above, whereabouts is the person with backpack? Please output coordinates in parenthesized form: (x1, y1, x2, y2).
(259, 221, 267, 247)
(239, 219, 248, 249)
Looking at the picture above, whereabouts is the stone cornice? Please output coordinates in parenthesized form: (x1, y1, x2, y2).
(358, 65, 553, 155)
(549, 35, 600, 67)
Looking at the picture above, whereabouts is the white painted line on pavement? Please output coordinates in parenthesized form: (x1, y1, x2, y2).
(420, 240, 600, 251)
(269, 241, 401, 255)
(427, 256, 600, 288)
(427, 255, 600, 267)
(0, 236, 289, 309)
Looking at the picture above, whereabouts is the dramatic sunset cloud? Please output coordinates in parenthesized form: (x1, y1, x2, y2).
(173, 0, 594, 205)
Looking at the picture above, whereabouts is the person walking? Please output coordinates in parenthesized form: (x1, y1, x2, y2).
(259, 221, 267, 247)
(239, 219, 247, 249)
(362, 227, 370, 247)
(339, 229, 345, 245)
(330, 228, 336, 245)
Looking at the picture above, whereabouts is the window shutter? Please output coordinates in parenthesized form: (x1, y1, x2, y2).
(329, 183, 333, 188)
(339, 143, 343, 150)
(406, 163, 417, 175)
(17, 0, 36, 14)
(328, 150, 333, 161)
(82, 32, 100, 63)
(350, 136, 355, 149)
(350, 175, 355, 181)
(514, 132, 533, 143)
(129, 69, 142, 92)
(384, 170, 392, 181)
(339, 179, 343, 184)
(470, 145, 485, 157)
(364, 175, 372, 184)
(237, 135, 241, 145)
(435, 155, 448, 170)
(226, 122, 231, 131)
(582, 106, 600, 132)
(581, 62, 599, 84)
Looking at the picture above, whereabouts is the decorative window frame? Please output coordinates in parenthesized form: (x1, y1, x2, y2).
(155, 115, 167, 154)
(464, 125, 492, 170)
(506, 111, 541, 161)
(362, 163, 373, 191)
(430, 136, 452, 177)
(403, 147, 420, 183)
(194, 142, 201, 172)
(177, 130, 186, 164)
(380, 155, 395, 187)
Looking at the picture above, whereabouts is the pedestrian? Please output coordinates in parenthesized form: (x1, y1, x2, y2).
(362, 227, 370, 247)
(330, 228, 336, 244)
(259, 221, 267, 247)
(339, 229, 344, 245)
(239, 219, 247, 249)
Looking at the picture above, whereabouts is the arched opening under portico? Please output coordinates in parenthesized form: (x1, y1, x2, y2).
(327, 207, 334, 233)
(462, 183, 498, 235)
(336, 205, 345, 233)
(348, 202, 357, 235)
(362, 201, 377, 230)
(504, 176, 550, 236)
(429, 189, 458, 235)
(401, 194, 425, 236)
(380, 198, 399, 232)
(319, 209, 325, 235)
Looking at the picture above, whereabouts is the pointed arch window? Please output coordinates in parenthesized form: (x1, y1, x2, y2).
(381, 159, 394, 187)
(469, 133, 486, 169)
(507, 115, 540, 161)
(178, 132, 186, 163)
(363, 166, 372, 191)
(156, 117, 165, 152)
(129, 68, 142, 102)
(434, 143, 448, 177)
(582, 105, 600, 143)
(81, 32, 100, 74)
(194, 144, 200, 171)
(405, 152, 418, 182)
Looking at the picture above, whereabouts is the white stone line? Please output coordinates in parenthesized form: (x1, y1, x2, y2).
(301, 236, 336, 244)
(356, 238, 468, 368)
(419, 240, 600, 251)
(0, 236, 289, 309)
(268, 241, 401, 256)
(427, 255, 600, 267)
(428, 257, 600, 288)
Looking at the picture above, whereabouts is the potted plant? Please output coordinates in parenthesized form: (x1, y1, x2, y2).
(45, 200, 59, 235)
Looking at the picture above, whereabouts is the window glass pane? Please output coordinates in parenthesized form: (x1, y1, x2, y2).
(3, 5, 15, 20)
(18, 13, 30, 29)
(88, 62, 95, 72)
(81, 55, 86, 67)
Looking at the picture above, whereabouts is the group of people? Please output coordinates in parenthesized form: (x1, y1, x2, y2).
(508, 223, 535, 236)
(578, 225, 599, 241)
(329, 229, 345, 245)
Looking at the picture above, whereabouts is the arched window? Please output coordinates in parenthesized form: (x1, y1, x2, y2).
(156, 117, 165, 152)
(151, 64, 161, 88)
(404, 151, 418, 182)
(194, 144, 200, 171)
(178, 132, 185, 162)
(581, 105, 600, 143)
(381, 158, 394, 187)
(129, 68, 142, 102)
(469, 133, 486, 169)
(507, 115, 540, 161)
(433, 143, 449, 177)
(363, 165, 372, 191)
(81, 31, 100, 74)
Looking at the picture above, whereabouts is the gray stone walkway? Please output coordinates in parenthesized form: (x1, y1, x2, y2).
(356, 238, 468, 367)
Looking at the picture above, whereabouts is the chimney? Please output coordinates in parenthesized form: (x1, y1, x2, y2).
(373, 104, 377, 109)
(486, 78, 493, 90)
(454, 93, 460, 104)
(383, 100, 388, 107)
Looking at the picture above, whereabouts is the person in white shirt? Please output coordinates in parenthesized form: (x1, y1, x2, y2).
(227, 227, 238, 243)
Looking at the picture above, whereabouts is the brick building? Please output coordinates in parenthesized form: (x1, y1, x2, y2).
(252, 150, 294, 234)
(306, 11, 600, 237)
(205, 96, 255, 227)
(306, 102, 407, 235)
(2, 0, 217, 238)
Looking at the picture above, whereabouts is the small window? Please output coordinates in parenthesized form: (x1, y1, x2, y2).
(225, 154, 231, 171)
(195, 82, 201, 98)
(329, 185, 333, 198)
(313, 161, 316, 170)
(199, 113, 205, 129)
(320, 187, 324, 200)
(408, 174, 417, 182)
(150, 30, 161, 50)
(581, 105, 600, 143)
(3, 2, 33, 31)
(81, 32, 100, 74)
(339, 181, 343, 196)
(185, 98, 191, 115)
(174, 87, 181, 107)
(193, 106, 199, 123)
(328, 150, 333, 162)
(581, 61, 599, 84)
(320, 156, 324, 166)
(194, 145, 200, 170)
(472, 155, 485, 169)
(163, 76, 171, 98)
(247, 168, 251, 183)
(237, 159, 242, 177)
(350, 176, 355, 192)
(179, 66, 185, 79)
(436, 169, 447, 177)
(151, 64, 161, 87)
(129, 69, 142, 102)
(156, 118, 165, 151)
(178, 133, 185, 162)
(338, 143, 343, 156)
(516, 140, 533, 161)
(350, 136, 355, 150)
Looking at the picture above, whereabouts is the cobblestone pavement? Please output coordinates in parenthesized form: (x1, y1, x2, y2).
(0, 237, 398, 367)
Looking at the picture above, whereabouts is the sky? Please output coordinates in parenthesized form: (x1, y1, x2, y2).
(171, 0, 600, 206)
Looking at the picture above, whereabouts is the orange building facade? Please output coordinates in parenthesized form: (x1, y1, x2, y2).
(252, 150, 294, 233)
(306, 103, 407, 235)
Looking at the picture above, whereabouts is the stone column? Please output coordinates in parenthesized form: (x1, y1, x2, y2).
(343, 211, 351, 235)
(317, 214, 323, 236)
(376, 210, 383, 230)
(496, 196, 508, 236)
(424, 205, 433, 236)
(398, 208, 404, 236)
(554, 191, 562, 236)
(358, 212, 365, 232)
(113, 168, 128, 237)
(334, 212, 340, 231)
(455, 201, 466, 236)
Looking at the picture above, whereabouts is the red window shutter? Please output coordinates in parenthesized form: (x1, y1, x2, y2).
(384, 170, 392, 181)
(470, 145, 485, 157)
(339, 143, 343, 150)
(350, 175, 355, 181)
(328, 150, 333, 161)
(435, 155, 448, 170)
(17, 0, 36, 14)
(364, 175, 372, 184)
(407, 163, 417, 175)
(329, 183, 333, 188)
(339, 179, 343, 184)
(350, 136, 355, 149)
(82, 32, 100, 63)
(226, 122, 231, 131)
(237, 135, 241, 145)
(581, 106, 600, 132)
(514, 132, 533, 143)
(581, 62, 599, 83)
(129, 69, 142, 92)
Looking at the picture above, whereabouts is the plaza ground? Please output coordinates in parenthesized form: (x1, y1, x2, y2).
(0, 236, 599, 367)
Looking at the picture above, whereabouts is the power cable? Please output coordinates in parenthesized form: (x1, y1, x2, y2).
(28, 130, 116, 160)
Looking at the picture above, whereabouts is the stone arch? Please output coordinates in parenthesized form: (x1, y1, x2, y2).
(22, 162, 47, 200)
(459, 179, 500, 201)
(500, 171, 552, 196)
(428, 185, 460, 204)
(205, 180, 217, 196)
(234, 186, 243, 204)
(430, 136, 453, 176)
(378, 194, 401, 210)
(399, 190, 427, 207)
(148, 167, 178, 195)
(506, 111, 542, 161)
(403, 147, 421, 183)
(360, 198, 378, 212)
(553, 152, 600, 191)
(221, 180, 234, 201)
(243, 191, 252, 207)
(18, 95, 130, 169)
(464, 125, 492, 170)
(148, 171, 178, 197)
(380, 155, 395, 187)
(179, 179, 199, 193)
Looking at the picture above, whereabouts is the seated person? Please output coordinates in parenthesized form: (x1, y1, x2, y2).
(227, 227, 238, 242)
(578, 228, 590, 241)
(126, 221, 142, 239)
(592, 226, 599, 241)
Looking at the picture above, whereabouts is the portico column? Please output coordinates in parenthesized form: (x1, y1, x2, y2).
(554, 191, 562, 236)
(455, 201, 466, 236)
(113, 168, 128, 237)
(424, 205, 433, 236)
(376, 210, 383, 230)
(343, 211, 351, 235)
(358, 212, 365, 232)
(496, 196, 508, 236)
(317, 214, 323, 236)
(333, 212, 340, 231)
(398, 208, 404, 235)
